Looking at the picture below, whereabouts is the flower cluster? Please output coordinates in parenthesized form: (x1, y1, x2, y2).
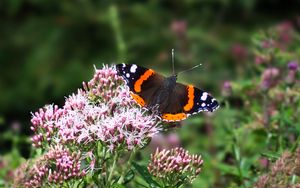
(221, 80, 233, 97)
(260, 67, 280, 91)
(148, 147, 203, 186)
(30, 104, 63, 147)
(30, 65, 161, 152)
(14, 146, 85, 188)
(286, 61, 299, 84)
(255, 148, 300, 188)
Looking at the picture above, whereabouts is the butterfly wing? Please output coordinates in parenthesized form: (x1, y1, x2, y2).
(161, 83, 219, 122)
(116, 63, 165, 107)
(116, 63, 219, 122)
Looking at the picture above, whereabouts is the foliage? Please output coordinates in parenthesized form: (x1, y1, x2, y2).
(1, 0, 300, 187)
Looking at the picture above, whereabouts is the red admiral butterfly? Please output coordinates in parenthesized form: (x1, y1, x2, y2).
(116, 63, 219, 122)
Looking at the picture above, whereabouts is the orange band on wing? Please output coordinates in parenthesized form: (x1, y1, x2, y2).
(183, 85, 194, 111)
(134, 69, 154, 93)
(161, 113, 187, 121)
(130, 92, 146, 107)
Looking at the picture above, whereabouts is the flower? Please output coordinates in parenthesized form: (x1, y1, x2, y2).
(148, 147, 203, 186)
(255, 148, 300, 188)
(261, 39, 275, 49)
(260, 67, 280, 90)
(276, 21, 294, 45)
(30, 104, 64, 147)
(288, 61, 299, 71)
(14, 146, 85, 188)
(30, 65, 161, 152)
(171, 20, 187, 37)
(221, 80, 232, 97)
(286, 61, 299, 84)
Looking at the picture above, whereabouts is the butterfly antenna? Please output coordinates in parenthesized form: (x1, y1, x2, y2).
(177, 63, 202, 76)
(172, 49, 175, 75)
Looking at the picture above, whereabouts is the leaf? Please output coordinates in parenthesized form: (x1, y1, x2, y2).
(132, 162, 161, 188)
(233, 144, 240, 162)
(124, 169, 135, 184)
(261, 152, 280, 160)
(215, 163, 240, 177)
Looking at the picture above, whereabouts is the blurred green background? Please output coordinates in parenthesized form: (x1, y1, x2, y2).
(1, 0, 300, 187)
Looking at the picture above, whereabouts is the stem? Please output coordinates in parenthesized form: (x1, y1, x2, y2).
(107, 152, 119, 186)
(76, 179, 84, 188)
(262, 92, 270, 129)
(233, 144, 246, 187)
(109, 4, 126, 61)
(118, 149, 137, 184)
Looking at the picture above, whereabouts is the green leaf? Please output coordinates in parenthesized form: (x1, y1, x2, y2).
(124, 169, 135, 184)
(132, 162, 161, 188)
(261, 151, 280, 160)
(215, 163, 240, 177)
(233, 144, 240, 162)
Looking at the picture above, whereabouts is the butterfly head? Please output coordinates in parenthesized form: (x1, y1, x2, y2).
(164, 75, 178, 89)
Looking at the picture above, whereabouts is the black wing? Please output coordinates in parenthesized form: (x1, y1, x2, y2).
(116, 63, 166, 107)
(161, 83, 219, 121)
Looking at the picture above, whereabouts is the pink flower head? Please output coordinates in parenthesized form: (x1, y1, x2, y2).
(15, 146, 85, 188)
(277, 21, 293, 44)
(288, 61, 299, 71)
(171, 20, 187, 37)
(148, 147, 203, 186)
(286, 61, 299, 84)
(91, 107, 160, 152)
(30, 65, 161, 152)
(221, 80, 233, 97)
(260, 67, 280, 91)
(30, 105, 63, 147)
(261, 39, 275, 49)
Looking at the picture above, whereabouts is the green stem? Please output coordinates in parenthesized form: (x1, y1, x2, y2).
(107, 152, 119, 186)
(118, 149, 137, 184)
(233, 144, 246, 187)
(109, 4, 126, 61)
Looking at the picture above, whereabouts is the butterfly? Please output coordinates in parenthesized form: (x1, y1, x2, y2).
(116, 63, 219, 122)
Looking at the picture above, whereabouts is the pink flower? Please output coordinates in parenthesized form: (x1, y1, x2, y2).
(288, 61, 299, 71)
(30, 65, 161, 152)
(286, 61, 299, 84)
(14, 146, 85, 188)
(260, 67, 280, 90)
(171, 20, 187, 37)
(277, 21, 293, 43)
(30, 105, 63, 147)
(261, 39, 275, 49)
(221, 80, 232, 97)
(255, 55, 269, 65)
(148, 147, 203, 186)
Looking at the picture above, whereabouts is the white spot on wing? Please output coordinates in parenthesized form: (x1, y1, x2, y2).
(201, 103, 206, 107)
(201, 92, 208, 101)
(130, 64, 138, 73)
(126, 73, 130, 78)
(122, 63, 126, 67)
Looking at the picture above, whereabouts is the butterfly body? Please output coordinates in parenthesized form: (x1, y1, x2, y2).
(116, 63, 219, 122)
